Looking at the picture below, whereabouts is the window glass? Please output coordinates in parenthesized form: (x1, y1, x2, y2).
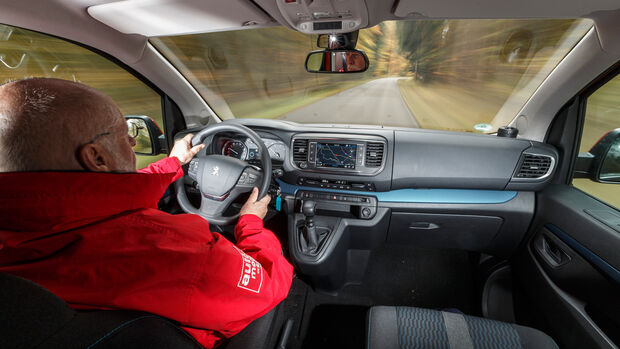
(573, 73, 620, 208)
(0, 24, 165, 168)
(151, 19, 592, 133)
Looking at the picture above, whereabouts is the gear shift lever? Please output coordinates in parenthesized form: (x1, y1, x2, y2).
(302, 200, 319, 252)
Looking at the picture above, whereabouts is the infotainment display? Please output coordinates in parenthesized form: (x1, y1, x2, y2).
(316, 143, 357, 169)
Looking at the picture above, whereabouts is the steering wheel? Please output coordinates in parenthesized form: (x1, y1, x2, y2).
(175, 123, 272, 226)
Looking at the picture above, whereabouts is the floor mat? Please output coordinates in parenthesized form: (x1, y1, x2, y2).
(275, 245, 479, 348)
(353, 244, 479, 314)
(301, 305, 368, 349)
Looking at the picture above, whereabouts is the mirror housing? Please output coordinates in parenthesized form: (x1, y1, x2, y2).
(305, 49, 368, 73)
(124, 115, 168, 156)
(574, 128, 620, 183)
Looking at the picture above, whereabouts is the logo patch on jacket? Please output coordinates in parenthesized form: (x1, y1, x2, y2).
(234, 246, 263, 293)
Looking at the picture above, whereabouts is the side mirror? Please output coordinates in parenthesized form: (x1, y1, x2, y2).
(575, 128, 620, 183)
(305, 49, 368, 73)
(124, 115, 168, 156)
(599, 132, 620, 182)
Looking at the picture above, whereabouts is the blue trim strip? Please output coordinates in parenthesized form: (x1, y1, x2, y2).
(545, 223, 620, 285)
(276, 179, 517, 204)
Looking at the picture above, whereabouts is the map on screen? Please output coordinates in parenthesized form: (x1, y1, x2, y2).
(316, 143, 357, 169)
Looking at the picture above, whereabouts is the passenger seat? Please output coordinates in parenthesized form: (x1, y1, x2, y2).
(367, 306, 558, 349)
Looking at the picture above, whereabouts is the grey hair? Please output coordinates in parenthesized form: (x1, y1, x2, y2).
(0, 78, 113, 171)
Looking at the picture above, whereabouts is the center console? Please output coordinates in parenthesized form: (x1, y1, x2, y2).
(282, 133, 390, 294)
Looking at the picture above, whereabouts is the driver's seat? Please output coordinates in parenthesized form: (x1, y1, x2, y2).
(0, 273, 203, 348)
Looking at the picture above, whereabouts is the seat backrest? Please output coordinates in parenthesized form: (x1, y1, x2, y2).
(0, 273, 202, 349)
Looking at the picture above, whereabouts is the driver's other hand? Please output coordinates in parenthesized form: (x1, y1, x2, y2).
(240, 187, 271, 220)
(169, 133, 205, 165)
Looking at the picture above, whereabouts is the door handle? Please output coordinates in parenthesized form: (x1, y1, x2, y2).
(409, 222, 439, 230)
(534, 234, 571, 267)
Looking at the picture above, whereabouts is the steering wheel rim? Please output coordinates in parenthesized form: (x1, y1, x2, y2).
(174, 123, 272, 226)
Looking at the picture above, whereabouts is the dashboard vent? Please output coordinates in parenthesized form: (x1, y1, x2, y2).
(365, 142, 384, 167)
(515, 154, 552, 179)
(292, 139, 308, 164)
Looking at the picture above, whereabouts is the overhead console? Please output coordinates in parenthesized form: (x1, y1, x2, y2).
(274, 0, 369, 34)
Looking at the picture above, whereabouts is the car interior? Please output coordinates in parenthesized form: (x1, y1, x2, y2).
(0, 0, 619, 348)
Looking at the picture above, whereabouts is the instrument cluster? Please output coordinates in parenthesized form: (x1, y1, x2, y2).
(219, 137, 288, 162)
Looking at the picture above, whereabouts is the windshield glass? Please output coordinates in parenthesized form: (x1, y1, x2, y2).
(150, 19, 592, 133)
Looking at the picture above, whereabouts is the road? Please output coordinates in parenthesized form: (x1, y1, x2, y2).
(279, 77, 419, 128)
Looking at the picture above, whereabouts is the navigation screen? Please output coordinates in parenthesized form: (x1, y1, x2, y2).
(316, 143, 357, 169)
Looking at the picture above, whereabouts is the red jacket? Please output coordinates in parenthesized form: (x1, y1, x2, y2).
(0, 157, 294, 348)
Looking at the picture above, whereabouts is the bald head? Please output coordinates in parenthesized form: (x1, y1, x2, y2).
(0, 78, 127, 172)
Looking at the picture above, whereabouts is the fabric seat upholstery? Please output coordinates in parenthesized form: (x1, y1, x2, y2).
(367, 306, 558, 349)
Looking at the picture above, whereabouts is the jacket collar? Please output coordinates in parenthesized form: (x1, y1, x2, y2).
(0, 171, 176, 232)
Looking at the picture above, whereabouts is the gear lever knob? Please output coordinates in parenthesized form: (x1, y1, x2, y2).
(302, 200, 316, 218)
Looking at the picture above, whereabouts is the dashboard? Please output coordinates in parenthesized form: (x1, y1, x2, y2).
(205, 119, 558, 193)
(182, 119, 560, 283)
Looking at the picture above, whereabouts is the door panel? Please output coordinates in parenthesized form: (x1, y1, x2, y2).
(515, 186, 620, 349)
(515, 69, 620, 349)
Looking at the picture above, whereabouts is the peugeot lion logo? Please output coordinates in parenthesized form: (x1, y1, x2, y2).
(211, 166, 220, 176)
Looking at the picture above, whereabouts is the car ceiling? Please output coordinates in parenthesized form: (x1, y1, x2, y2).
(2, 0, 620, 60)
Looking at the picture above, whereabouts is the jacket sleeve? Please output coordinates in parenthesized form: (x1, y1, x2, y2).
(184, 214, 294, 338)
(137, 156, 184, 182)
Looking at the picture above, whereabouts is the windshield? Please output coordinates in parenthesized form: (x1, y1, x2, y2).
(150, 19, 592, 133)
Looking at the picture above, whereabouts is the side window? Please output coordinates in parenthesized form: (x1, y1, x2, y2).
(572, 72, 620, 208)
(0, 24, 165, 168)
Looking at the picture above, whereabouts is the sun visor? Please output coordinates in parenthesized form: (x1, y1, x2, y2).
(87, 0, 274, 37)
(393, 0, 620, 19)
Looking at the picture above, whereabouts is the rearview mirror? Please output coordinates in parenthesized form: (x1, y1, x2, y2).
(574, 128, 620, 183)
(305, 49, 368, 73)
(124, 115, 168, 156)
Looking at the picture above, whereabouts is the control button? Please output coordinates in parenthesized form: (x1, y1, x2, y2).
(361, 207, 372, 218)
(299, 161, 308, 169)
(238, 173, 248, 184)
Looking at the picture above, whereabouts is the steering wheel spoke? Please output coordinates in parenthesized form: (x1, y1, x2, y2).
(187, 158, 200, 181)
(236, 167, 263, 190)
(199, 195, 233, 220)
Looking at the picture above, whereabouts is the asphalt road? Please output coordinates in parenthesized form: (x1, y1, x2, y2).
(279, 77, 420, 128)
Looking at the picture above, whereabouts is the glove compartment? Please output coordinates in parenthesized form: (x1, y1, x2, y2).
(388, 212, 504, 251)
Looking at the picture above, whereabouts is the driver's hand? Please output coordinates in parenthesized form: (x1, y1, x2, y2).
(240, 187, 271, 220)
(169, 133, 205, 166)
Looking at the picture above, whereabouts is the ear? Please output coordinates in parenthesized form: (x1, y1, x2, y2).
(77, 143, 113, 172)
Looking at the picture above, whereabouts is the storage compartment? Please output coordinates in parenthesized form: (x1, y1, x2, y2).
(388, 212, 503, 251)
